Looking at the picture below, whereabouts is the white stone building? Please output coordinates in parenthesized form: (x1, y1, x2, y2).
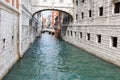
(0, 0, 42, 79)
(20, 0, 42, 57)
(0, 0, 20, 79)
(2, 0, 120, 79)
(64, 0, 120, 66)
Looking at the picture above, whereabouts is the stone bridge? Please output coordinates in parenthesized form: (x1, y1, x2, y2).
(31, 0, 74, 16)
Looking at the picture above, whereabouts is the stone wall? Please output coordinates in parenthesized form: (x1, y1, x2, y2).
(0, 0, 41, 79)
(20, 0, 38, 57)
(63, 0, 120, 66)
(64, 25, 120, 66)
(74, 0, 120, 24)
(20, 4, 32, 56)
(0, 1, 19, 79)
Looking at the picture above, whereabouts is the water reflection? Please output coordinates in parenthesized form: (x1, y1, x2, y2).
(3, 33, 120, 80)
(39, 33, 63, 73)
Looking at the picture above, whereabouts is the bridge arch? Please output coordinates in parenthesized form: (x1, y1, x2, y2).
(31, 0, 74, 17)
(32, 9, 73, 22)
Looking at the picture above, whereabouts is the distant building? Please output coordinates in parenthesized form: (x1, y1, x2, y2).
(47, 15, 52, 28)
(52, 11, 59, 27)
(42, 17, 47, 29)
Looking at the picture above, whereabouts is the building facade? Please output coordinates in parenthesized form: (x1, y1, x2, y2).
(1, 0, 120, 79)
(52, 11, 59, 27)
(0, 0, 41, 79)
(64, 0, 120, 66)
(0, 0, 20, 79)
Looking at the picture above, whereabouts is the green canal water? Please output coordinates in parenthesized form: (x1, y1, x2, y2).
(3, 33, 120, 80)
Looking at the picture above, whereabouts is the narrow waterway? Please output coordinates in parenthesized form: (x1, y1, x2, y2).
(3, 33, 120, 80)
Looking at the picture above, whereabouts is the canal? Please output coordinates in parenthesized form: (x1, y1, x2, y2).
(3, 33, 120, 80)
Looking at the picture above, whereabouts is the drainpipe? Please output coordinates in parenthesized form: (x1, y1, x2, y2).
(18, 0, 22, 58)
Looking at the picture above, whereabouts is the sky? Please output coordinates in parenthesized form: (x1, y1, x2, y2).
(41, 11, 52, 18)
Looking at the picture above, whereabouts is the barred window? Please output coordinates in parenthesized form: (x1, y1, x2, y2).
(87, 33, 90, 41)
(89, 10, 92, 17)
(82, 12, 84, 19)
(76, 0, 78, 6)
(99, 7, 103, 16)
(82, 0, 84, 3)
(114, 2, 120, 13)
(80, 32, 82, 38)
(111, 37, 117, 48)
(76, 14, 78, 20)
(97, 35, 101, 43)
